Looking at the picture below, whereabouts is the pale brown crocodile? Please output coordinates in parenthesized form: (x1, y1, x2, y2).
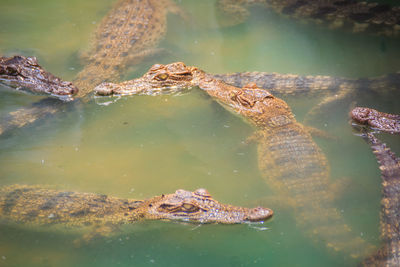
(217, 0, 400, 37)
(0, 0, 185, 135)
(94, 62, 376, 258)
(350, 108, 400, 266)
(0, 184, 272, 241)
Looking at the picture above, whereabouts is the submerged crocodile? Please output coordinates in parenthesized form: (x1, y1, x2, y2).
(214, 71, 400, 122)
(0, 184, 272, 241)
(95, 62, 376, 258)
(350, 108, 400, 266)
(0, 0, 184, 135)
(217, 0, 400, 37)
(0, 55, 78, 99)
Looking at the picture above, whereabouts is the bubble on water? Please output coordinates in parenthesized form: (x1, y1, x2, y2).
(247, 223, 270, 231)
(94, 95, 121, 106)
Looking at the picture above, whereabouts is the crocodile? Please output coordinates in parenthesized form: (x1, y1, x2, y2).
(213, 71, 400, 98)
(0, 55, 78, 99)
(94, 62, 376, 258)
(217, 0, 400, 37)
(350, 109, 400, 266)
(0, 0, 185, 135)
(0, 184, 273, 241)
(213, 71, 400, 122)
(351, 107, 400, 135)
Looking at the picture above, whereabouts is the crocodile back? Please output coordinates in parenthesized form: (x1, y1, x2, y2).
(0, 185, 142, 227)
(74, 0, 175, 97)
(361, 133, 400, 266)
(257, 122, 375, 258)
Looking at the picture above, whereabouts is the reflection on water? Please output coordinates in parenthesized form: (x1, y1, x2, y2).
(1, 0, 400, 266)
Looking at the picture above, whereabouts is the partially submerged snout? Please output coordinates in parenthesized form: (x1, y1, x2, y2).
(245, 207, 274, 222)
(0, 55, 78, 100)
(144, 188, 273, 224)
(95, 62, 196, 96)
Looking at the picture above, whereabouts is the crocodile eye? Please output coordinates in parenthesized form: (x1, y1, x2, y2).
(159, 204, 175, 210)
(182, 203, 199, 212)
(155, 73, 169, 81)
(6, 66, 18, 75)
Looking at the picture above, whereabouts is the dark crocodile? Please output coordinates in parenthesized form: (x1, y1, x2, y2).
(350, 109, 400, 266)
(0, 0, 185, 135)
(95, 62, 376, 258)
(0, 184, 272, 241)
(360, 133, 400, 266)
(351, 107, 400, 135)
(217, 0, 400, 37)
(0, 55, 78, 99)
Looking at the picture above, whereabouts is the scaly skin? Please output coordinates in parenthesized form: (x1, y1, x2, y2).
(0, 0, 184, 136)
(350, 130, 400, 266)
(74, 0, 184, 97)
(0, 184, 272, 240)
(217, 0, 400, 37)
(351, 108, 400, 265)
(0, 55, 78, 99)
(213, 71, 400, 97)
(214, 71, 400, 123)
(351, 107, 400, 135)
(95, 62, 376, 258)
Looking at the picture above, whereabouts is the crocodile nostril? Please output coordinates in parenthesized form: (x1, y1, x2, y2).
(247, 207, 274, 222)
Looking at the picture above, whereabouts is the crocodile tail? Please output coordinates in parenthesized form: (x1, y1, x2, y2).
(296, 202, 376, 259)
(213, 72, 350, 95)
(215, 0, 252, 27)
(360, 133, 400, 266)
(0, 98, 66, 136)
(257, 126, 375, 258)
(358, 72, 400, 96)
(214, 71, 400, 97)
(266, 0, 400, 37)
(361, 242, 400, 267)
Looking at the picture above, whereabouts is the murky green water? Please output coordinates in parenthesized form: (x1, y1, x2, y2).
(1, 0, 400, 266)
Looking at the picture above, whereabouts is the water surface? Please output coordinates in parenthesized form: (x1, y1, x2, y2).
(1, 0, 400, 266)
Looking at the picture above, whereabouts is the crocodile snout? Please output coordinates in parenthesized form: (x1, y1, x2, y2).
(95, 82, 115, 96)
(246, 207, 273, 222)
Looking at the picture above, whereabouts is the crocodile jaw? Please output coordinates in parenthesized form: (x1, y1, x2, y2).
(141, 189, 273, 224)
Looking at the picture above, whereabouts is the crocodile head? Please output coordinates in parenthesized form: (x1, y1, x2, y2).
(350, 107, 400, 134)
(141, 188, 273, 224)
(95, 62, 197, 96)
(0, 55, 78, 100)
